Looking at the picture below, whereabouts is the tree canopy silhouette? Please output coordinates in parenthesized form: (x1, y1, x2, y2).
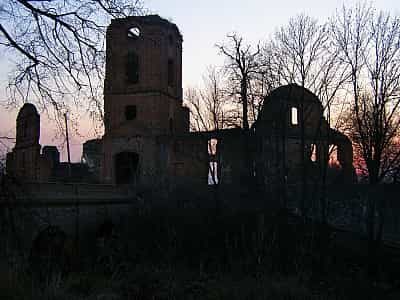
(0, 0, 144, 118)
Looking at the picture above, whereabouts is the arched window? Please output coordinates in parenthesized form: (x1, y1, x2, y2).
(115, 152, 139, 184)
(328, 144, 341, 168)
(208, 138, 218, 156)
(310, 144, 317, 162)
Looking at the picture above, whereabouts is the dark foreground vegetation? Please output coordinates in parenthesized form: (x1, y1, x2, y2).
(1, 205, 400, 300)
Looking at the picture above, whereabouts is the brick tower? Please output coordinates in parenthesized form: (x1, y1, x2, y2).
(101, 15, 189, 185)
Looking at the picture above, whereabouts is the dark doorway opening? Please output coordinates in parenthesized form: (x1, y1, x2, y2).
(115, 152, 139, 184)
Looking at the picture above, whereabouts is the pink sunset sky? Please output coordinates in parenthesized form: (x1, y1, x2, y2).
(0, 0, 398, 162)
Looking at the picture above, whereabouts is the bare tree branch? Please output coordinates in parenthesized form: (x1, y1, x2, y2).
(0, 0, 144, 125)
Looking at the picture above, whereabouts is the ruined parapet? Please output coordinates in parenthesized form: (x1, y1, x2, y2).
(104, 15, 182, 98)
(256, 84, 329, 138)
(6, 103, 41, 181)
(254, 84, 356, 196)
(255, 85, 331, 186)
(42, 146, 60, 168)
(82, 139, 102, 180)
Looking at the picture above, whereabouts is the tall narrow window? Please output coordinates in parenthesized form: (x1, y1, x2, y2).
(126, 51, 139, 84)
(208, 138, 218, 156)
(328, 144, 341, 168)
(207, 139, 218, 185)
(168, 59, 174, 87)
(291, 107, 298, 125)
(208, 162, 219, 185)
(310, 144, 317, 162)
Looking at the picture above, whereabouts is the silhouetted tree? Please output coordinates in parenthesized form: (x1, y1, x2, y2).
(332, 4, 400, 184)
(331, 3, 400, 278)
(216, 33, 263, 131)
(270, 14, 348, 106)
(185, 66, 232, 132)
(185, 66, 234, 213)
(215, 33, 264, 194)
(0, 0, 144, 119)
(268, 14, 348, 217)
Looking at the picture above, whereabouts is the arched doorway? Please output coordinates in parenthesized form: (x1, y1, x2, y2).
(114, 152, 139, 184)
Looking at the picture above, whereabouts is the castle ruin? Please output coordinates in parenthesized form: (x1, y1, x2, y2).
(6, 15, 355, 202)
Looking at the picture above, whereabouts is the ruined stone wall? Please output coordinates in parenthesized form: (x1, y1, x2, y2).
(255, 84, 354, 188)
(104, 16, 182, 99)
(6, 104, 43, 181)
(285, 183, 400, 241)
(2, 182, 136, 255)
(176, 130, 245, 186)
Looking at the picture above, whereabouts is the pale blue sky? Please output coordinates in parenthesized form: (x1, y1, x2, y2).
(146, 0, 399, 88)
(0, 0, 398, 161)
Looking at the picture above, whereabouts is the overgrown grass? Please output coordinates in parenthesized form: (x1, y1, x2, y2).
(1, 208, 400, 299)
(0, 263, 347, 300)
